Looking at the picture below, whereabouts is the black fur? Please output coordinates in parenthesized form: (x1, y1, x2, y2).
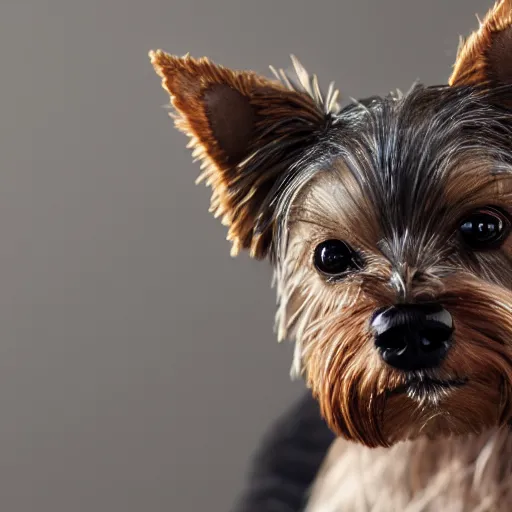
(232, 391, 335, 512)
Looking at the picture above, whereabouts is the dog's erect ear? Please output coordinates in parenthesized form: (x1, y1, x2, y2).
(450, 0, 512, 87)
(149, 51, 338, 259)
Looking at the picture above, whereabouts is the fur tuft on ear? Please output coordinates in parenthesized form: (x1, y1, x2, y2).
(149, 51, 338, 258)
(450, 0, 512, 87)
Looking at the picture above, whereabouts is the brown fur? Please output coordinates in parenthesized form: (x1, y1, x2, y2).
(149, 51, 327, 258)
(450, 0, 512, 87)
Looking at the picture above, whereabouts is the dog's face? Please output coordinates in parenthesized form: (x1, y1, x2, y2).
(150, 0, 512, 447)
(280, 87, 512, 446)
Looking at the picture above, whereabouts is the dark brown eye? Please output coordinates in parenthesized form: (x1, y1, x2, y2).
(459, 207, 510, 249)
(313, 239, 363, 277)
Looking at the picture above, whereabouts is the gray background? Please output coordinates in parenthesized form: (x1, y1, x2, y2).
(0, 0, 490, 510)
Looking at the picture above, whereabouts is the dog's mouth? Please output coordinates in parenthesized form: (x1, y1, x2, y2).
(388, 376, 468, 401)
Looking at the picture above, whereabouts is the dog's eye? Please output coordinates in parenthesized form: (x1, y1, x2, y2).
(313, 239, 362, 277)
(459, 207, 510, 249)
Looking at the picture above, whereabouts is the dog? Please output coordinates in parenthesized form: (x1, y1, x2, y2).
(149, 1, 512, 509)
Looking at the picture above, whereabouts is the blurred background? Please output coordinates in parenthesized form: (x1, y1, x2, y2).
(0, 0, 492, 510)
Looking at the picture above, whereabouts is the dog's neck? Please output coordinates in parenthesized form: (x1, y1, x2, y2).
(306, 428, 512, 512)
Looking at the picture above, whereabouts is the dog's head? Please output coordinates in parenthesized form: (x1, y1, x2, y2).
(150, 0, 512, 447)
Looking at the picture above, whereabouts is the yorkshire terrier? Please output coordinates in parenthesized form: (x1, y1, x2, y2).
(149, 1, 512, 510)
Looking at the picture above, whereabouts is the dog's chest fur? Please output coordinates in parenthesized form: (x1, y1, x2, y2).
(306, 428, 512, 512)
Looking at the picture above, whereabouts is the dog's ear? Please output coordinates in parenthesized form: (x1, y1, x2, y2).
(149, 51, 338, 258)
(450, 0, 512, 87)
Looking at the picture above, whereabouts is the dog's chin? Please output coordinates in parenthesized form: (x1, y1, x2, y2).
(389, 376, 468, 405)
(379, 376, 507, 446)
(318, 368, 508, 447)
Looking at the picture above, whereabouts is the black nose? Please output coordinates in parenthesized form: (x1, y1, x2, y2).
(371, 304, 453, 372)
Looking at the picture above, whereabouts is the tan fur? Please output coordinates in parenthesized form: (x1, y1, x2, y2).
(307, 428, 512, 512)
